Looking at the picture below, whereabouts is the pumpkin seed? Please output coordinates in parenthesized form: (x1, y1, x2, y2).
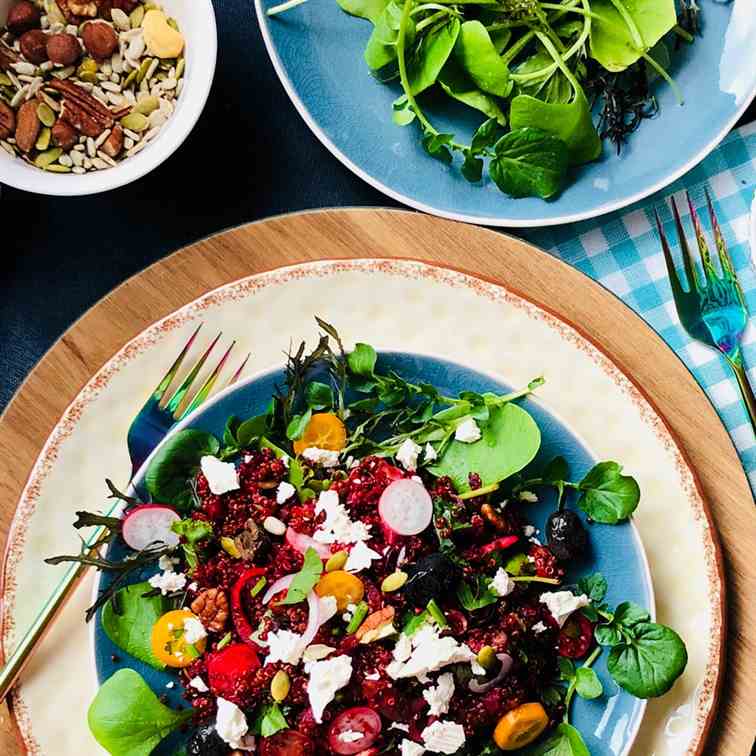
(133, 95, 160, 115)
(270, 670, 290, 702)
(477, 645, 497, 671)
(381, 570, 408, 593)
(34, 147, 62, 169)
(78, 57, 98, 75)
(130, 5, 145, 28)
(220, 536, 241, 559)
(36, 102, 55, 127)
(325, 550, 348, 573)
(51, 66, 75, 80)
(175, 58, 185, 80)
(123, 69, 138, 89)
(45, 164, 71, 173)
(35, 127, 51, 151)
(120, 111, 149, 132)
(136, 58, 153, 85)
(0, 73, 11, 87)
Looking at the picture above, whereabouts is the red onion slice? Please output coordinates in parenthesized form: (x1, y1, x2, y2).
(469, 653, 514, 693)
(298, 590, 322, 651)
(286, 526, 332, 559)
(262, 574, 295, 605)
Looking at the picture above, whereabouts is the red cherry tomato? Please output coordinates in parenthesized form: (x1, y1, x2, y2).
(558, 611, 594, 659)
(327, 707, 382, 755)
(259, 730, 315, 756)
(206, 642, 260, 699)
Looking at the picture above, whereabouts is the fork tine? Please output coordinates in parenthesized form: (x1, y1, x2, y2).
(152, 323, 202, 401)
(164, 332, 222, 416)
(179, 341, 236, 419)
(654, 208, 686, 299)
(670, 196, 699, 291)
(704, 189, 740, 285)
(227, 352, 251, 387)
(685, 191, 719, 285)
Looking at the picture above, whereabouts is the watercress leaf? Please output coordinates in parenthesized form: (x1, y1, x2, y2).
(581, 604, 599, 622)
(514, 51, 572, 105)
(437, 60, 507, 127)
(456, 578, 498, 611)
(145, 430, 220, 512)
(542, 455, 569, 484)
(347, 343, 378, 377)
(336, 0, 389, 24)
(613, 601, 650, 628)
(558, 656, 575, 681)
(523, 722, 589, 756)
(251, 702, 289, 737)
(589, 0, 677, 72)
(576, 572, 608, 603)
(392, 94, 416, 126)
(236, 413, 269, 448)
(171, 518, 213, 545)
(286, 409, 313, 441)
(260, 436, 290, 459)
(408, 18, 460, 95)
(349, 397, 380, 412)
(595, 624, 622, 647)
(504, 552, 529, 576)
(280, 547, 323, 605)
(422, 131, 454, 165)
(453, 20, 512, 98)
(575, 667, 603, 699)
(88, 669, 192, 756)
(470, 117, 501, 154)
(542, 685, 564, 706)
(489, 127, 568, 200)
(510, 88, 601, 166)
(364, 0, 414, 74)
(223, 416, 241, 448)
(461, 150, 484, 183)
(305, 381, 334, 410)
(607, 621, 688, 698)
(429, 402, 541, 491)
(577, 461, 640, 524)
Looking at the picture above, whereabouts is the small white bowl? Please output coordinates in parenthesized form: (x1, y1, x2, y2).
(0, 0, 216, 195)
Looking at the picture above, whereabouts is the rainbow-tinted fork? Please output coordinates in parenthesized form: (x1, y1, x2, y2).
(655, 190, 755, 430)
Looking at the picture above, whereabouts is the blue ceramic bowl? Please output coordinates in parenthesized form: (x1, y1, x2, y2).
(254, 0, 754, 227)
(94, 353, 652, 754)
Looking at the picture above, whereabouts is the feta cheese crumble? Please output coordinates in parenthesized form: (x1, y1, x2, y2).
(345, 540, 382, 573)
(540, 591, 590, 627)
(313, 490, 371, 544)
(391, 722, 410, 733)
(523, 525, 536, 537)
(183, 617, 207, 645)
(532, 621, 548, 635)
(276, 480, 296, 504)
(454, 417, 481, 443)
(339, 731, 364, 743)
(396, 438, 422, 471)
(424, 443, 438, 462)
(490, 568, 515, 598)
(302, 447, 341, 468)
(216, 697, 249, 750)
(421, 721, 466, 754)
(305, 655, 353, 723)
(519, 490, 538, 503)
(423, 672, 455, 716)
(265, 629, 304, 665)
(158, 554, 178, 571)
(401, 740, 426, 756)
(148, 569, 187, 596)
(188, 676, 209, 693)
(200, 455, 240, 495)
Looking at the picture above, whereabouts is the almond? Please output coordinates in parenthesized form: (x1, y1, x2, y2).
(7, 1, 41, 36)
(0, 102, 15, 140)
(15, 99, 40, 153)
(47, 33, 81, 66)
(51, 119, 77, 150)
(19, 29, 49, 64)
(81, 21, 118, 61)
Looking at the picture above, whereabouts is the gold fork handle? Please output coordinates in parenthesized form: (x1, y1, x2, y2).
(728, 356, 756, 432)
(0, 559, 90, 701)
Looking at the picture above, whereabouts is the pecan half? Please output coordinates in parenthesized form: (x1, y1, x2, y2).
(0, 102, 15, 140)
(54, 0, 95, 23)
(48, 78, 115, 137)
(0, 42, 21, 72)
(101, 124, 123, 158)
(190, 588, 229, 634)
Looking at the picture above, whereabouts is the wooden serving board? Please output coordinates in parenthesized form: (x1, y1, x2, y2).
(0, 209, 753, 755)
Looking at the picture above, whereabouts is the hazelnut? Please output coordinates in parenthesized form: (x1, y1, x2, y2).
(0, 101, 15, 140)
(101, 124, 123, 158)
(51, 119, 77, 150)
(46, 33, 82, 66)
(14, 99, 40, 153)
(81, 21, 118, 61)
(6, 1, 41, 36)
(19, 29, 49, 64)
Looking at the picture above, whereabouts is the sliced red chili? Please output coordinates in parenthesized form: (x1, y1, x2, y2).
(230, 566, 266, 645)
(480, 535, 519, 555)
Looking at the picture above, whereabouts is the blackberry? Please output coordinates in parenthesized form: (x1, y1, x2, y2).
(403, 553, 459, 608)
(186, 724, 226, 756)
(546, 510, 588, 561)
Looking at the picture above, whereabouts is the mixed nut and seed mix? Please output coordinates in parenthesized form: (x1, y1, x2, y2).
(51, 322, 689, 756)
(0, 0, 185, 173)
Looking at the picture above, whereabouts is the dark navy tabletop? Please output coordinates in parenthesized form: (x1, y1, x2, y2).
(1, 0, 754, 411)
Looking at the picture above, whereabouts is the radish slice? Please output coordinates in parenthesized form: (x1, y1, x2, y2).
(122, 504, 180, 551)
(469, 653, 514, 693)
(262, 574, 295, 605)
(286, 527, 331, 559)
(379, 479, 433, 536)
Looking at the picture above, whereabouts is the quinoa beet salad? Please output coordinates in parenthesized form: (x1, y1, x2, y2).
(49, 321, 688, 756)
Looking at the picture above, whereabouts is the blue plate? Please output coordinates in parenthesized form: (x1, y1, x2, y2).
(253, 0, 754, 227)
(95, 353, 651, 755)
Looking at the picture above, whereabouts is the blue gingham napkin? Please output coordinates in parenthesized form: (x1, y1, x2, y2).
(527, 122, 756, 495)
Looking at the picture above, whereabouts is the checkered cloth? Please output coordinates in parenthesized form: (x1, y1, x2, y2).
(527, 122, 756, 495)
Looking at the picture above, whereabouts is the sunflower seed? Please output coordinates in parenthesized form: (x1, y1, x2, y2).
(72, 165, 85, 174)
(111, 8, 131, 31)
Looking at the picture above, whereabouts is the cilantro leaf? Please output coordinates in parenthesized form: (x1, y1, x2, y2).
(251, 702, 288, 737)
(279, 547, 323, 605)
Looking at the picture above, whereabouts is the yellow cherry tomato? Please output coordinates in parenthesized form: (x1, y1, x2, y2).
(315, 570, 365, 612)
(293, 412, 347, 455)
(493, 703, 549, 751)
(151, 609, 207, 669)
